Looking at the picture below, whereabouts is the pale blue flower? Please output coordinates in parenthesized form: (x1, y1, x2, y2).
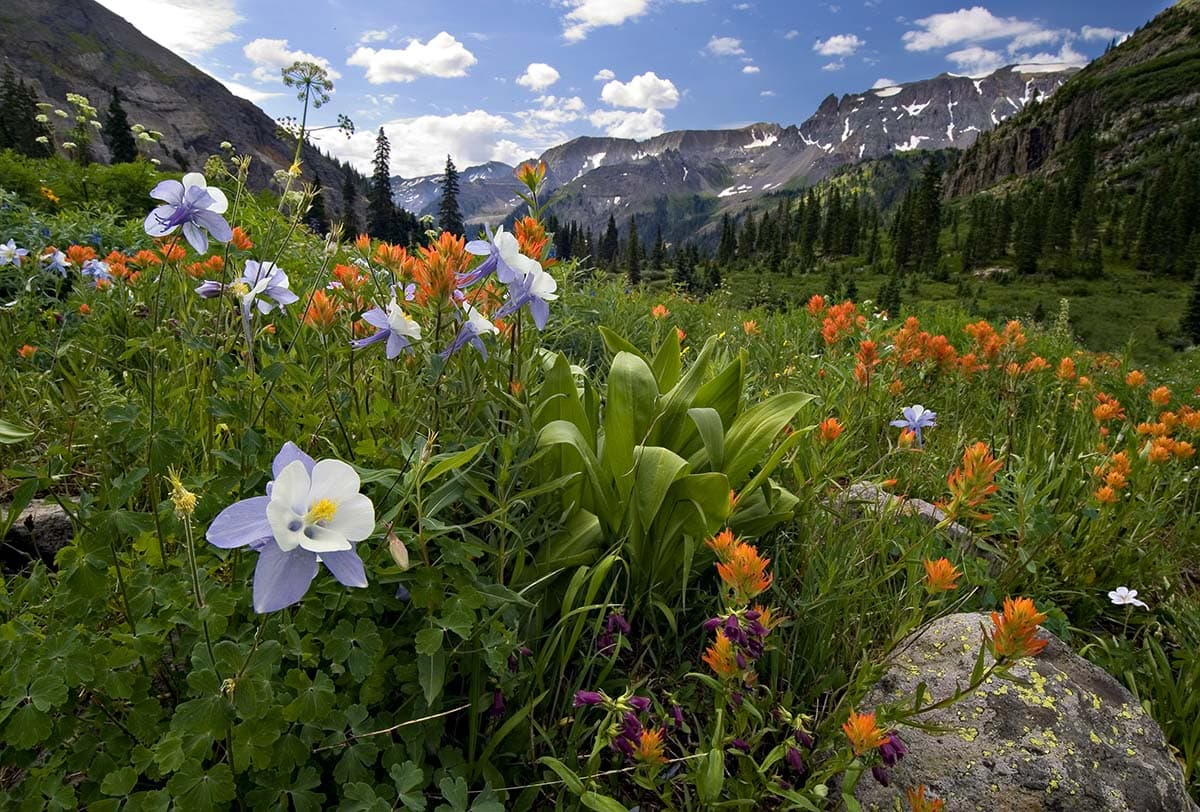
(144, 172, 233, 254)
(41, 248, 68, 277)
(351, 291, 422, 359)
(81, 258, 112, 286)
(890, 404, 937, 447)
(206, 442, 375, 613)
(442, 304, 499, 360)
(0, 239, 29, 266)
(460, 225, 538, 287)
(495, 262, 558, 329)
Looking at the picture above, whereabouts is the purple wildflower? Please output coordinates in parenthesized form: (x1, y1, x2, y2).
(0, 239, 29, 266)
(890, 404, 937, 448)
(489, 690, 505, 720)
(206, 441, 375, 613)
(627, 696, 651, 713)
(573, 690, 606, 707)
(350, 291, 422, 359)
(81, 259, 112, 286)
(144, 172, 233, 254)
(460, 224, 537, 287)
(871, 766, 890, 787)
(441, 304, 498, 360)
(41, 248, 68, 277)
(785, 747, 806, 774)
(879, 732, 906, 767)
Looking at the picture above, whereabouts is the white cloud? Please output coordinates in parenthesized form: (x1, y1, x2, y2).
(516, 63, 561, 91)
(525, 95, 587, 124)
(1006, 29, 1062, 53)
(760, 89, 776, 97)
(742, 65, 761, 74)
(94, 0, 241, 59)
(1081, 25, 1130, 44)
(348, 33, 477, 83)
(871, 77, 897, 88)
(600, 71, 680, 109)
(945, 46, 1005, 75)
(903, 7, 1042, 52)
(821, 60, 845, 71)
(244, 38, 342, 83)
(707, 35, 746, 56)
(1015, 41, 1088, 67)
(784, 29, 799, 40)
(594, 68, 616, 81)
(589, 108, 666, 139)
(216, 77, 286, 104)
(562, 0, 649, 42)
(733, 3, 752, 10)
(813, 33, 864, 56)
(312, 109, 551, 178)
(358, 28, 392, 44)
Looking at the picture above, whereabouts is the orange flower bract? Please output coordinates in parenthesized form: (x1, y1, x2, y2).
(651, 304, 670, 319)
(906, 786, 946, 812)
(705, 529, 739, 563)
(819, 417, 844, 443)
(923, 558, 961, 592)
(634, 727, 667, 765)
(303, 290, 340, 329)
(702, 631, 740, 679)
(17, 344, 37, 359)
(842, 710, 888, 756)
(716, 542, 774, 604)
(989, 596, 1048, 660)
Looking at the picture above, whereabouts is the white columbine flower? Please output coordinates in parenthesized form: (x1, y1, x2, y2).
(1107, 586, 1148, 609)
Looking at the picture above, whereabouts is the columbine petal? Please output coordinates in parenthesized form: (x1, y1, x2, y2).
(273, 441, 316, 478)
(149, 179, 184, 205)
(181, 172, 206, 190)
(273, 460, 312, 515)
(192, 208, 233, 245)
(181, 222, 208, 254)
(207, 496, 272, 548)
(308, 459, 362, 506)
(252, 544, 319, 613)
(320, 549, 368, 588)
(144, 206, 177, 237)
(206, 186, 230, 214)
(325, 492, 375, 542)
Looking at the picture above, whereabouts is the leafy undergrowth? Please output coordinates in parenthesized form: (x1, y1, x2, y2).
(1, 157, 1199, 810)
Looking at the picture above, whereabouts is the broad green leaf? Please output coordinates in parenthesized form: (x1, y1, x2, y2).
(687, 407, 725, 471)
(602, 352, 660, 496)
(415, 627, 444, 656)
(420, 443, 486, 485)
(0, 418, 32, 444)
(597, 326, 645, 362)
(419, 650, 446, 706)
(723, 391, 815, 487)
(537, 757, 585, 796)
(580, 792, 629, 812)
(100, 767, 138, 796)
(650, 328, 682, 392)
(534, 353, 592, 439)
(537, 420, 615, 521)
(628, 446, 689, 552)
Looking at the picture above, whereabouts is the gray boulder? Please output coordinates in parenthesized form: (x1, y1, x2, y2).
(856, 612, 1198, 812)
(2, 499, 73, 571)
(828, 482, 973, 545)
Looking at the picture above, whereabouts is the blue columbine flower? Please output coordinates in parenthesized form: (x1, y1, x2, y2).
(81, 258, 112, 286)
(890, 404, 937, 447)
(495, 260, 558, 330)
(40, 248, 68, 277)
(441, 303, 499, 360)
(144, 172, 233, 254)
(0, 239, 29, 266)
(350, 291, 422, 359)
(206, 442, 376, 613)
(197, 260, 298, 352)
(459, 225, 538, 288)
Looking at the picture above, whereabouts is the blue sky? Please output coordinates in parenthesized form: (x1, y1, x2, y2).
(96, 0, 1169, 177)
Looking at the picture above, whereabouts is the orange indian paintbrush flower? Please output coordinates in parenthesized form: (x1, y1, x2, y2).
(989, 596, 1048, 659)
(842, 710, 888, 755)
(705, 529, 739, 563)
(945, 441, 1002, 522)
(702, 631, 739, 679)
(923, 558, 961, 592)
(634, 727, 667, 765)
(717, 542, 773, 604)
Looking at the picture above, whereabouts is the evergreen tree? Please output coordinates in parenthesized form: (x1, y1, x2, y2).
(341, 168, 361, 236)
(627, 216, 641, 285)
(438, 154, 464, 236)
(673, 242, 695, 290)
(600, 214, 620, 269)
(1183, 269, 1200, 345)
(306, 171, 330, 235)
(716, 213, 736, 266)
(651, 226, 665, 274)
(368, 128, 397, 241)
(0, 65, 52, 157)
(102, 87, 137, 164)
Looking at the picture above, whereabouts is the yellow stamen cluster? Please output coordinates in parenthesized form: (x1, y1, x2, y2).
(166, 467, 197, 518)
(305, 498, 338, 524)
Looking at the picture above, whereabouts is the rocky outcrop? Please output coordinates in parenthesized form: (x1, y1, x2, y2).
(855, 613, 1198, 812)
(827, 482, 973, 545)
(1, 0, 357, 217)
(2, 499, 72, 571)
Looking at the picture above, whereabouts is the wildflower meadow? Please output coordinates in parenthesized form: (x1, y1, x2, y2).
(1, 145, 1199, 810)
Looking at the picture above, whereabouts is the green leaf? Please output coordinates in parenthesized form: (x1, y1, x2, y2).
(687, 407, 725, 471)
(650, 328, 682, 392)
(537, 757, 585, 796)
(166, 763, 236, 811)
(420, 443, 486, 485)
(628, 446, 689, 552)
(390, 762, 428, 812)
(418, 650, 446, 706)
(100, 767, 138, 796)
(339, 782, 391, 812)
(580, 792, 629, 812)
(415, 626, 444, 656)
(603, 352, 660, 496)
(6, 703, 51, 748)
(0, 418, 33, 444)
(437, 776, 469, 812)
(722, 391, 815, 487)
(696, 746, 725, 804)
(597, 326, 645, 362)
(537, 421, 616, 521)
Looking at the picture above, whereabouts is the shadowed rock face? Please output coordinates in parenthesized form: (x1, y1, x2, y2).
(856, 613, 1198, 812)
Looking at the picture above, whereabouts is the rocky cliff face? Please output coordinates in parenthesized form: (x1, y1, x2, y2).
(0, 0, 356, 217)
(946, 1, 1200, 197)
(390, 162, 525, 227)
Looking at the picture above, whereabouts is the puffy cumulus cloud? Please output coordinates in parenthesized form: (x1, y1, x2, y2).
(946, 46, 1005, 75)
(94, 0, 241, 59)
(358, 28, 392, 44)
(742, 65, 760, 74)
(1081, 25, 1130, 44)
(523, 95, 587, 125)
(348, 33, 477, 83)
(562, 0, 649, 42)
(706, 36, 745, 56)
(516, 63, 561, 91)
(589, 108, 666, 140)
(1006, 29, 1062, 53)
(902, 7, 1042, 52)
(871, 77, 897, 88)
(244, 38, 342, 83)
(594, 68, 616, 81)
(813, 33, 864, 56)
(311, 109, 549, 177)
(600, 71, 680, 109)
(1015, 41, 1088, 67)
